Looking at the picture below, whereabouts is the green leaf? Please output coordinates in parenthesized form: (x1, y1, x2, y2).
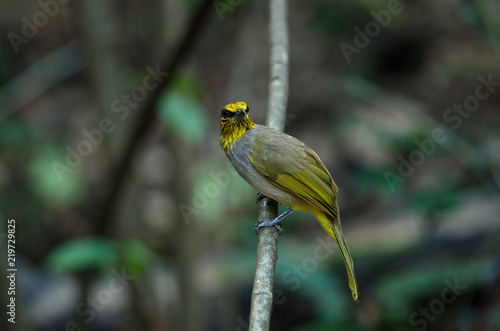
(158, 92, 208, 145)
(29, 145, 87, 206)
(46, 238, 117, 273)
(121, 240, 156, 277)
(169, 74, 205, 96)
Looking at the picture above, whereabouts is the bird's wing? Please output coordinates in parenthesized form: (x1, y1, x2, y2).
(249, 129, 338, 218)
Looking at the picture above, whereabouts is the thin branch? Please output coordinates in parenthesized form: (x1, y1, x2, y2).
(249, 0, 289, 329)
(266, 0, 289, 132)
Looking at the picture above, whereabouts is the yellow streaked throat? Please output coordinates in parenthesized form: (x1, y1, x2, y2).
(220, 101, 255, 151)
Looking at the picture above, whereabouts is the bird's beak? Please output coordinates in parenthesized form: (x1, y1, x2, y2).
(235, 109, 247, 119)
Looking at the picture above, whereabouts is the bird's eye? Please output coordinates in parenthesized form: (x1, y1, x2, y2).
(246, 106, 250, 113)
(221, 109, 232, 118)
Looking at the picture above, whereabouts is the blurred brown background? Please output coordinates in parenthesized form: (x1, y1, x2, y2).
(0, 0, 499, 330)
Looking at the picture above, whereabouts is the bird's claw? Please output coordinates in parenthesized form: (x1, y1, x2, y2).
(255, 219, 283, 235)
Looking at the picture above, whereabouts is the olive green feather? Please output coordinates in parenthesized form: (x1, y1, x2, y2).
(249, 132, 339, 218)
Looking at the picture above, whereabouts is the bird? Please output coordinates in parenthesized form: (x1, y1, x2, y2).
(220, 101, 359, 302)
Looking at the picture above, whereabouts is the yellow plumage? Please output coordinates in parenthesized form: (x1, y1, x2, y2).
(220, 103, 255, 150)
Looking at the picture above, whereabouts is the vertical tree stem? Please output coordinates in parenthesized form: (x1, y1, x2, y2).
(266, 0, 289, 132)
(249, 0, 289, 329)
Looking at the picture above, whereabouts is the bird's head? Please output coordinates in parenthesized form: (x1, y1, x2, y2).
(220, 101, 255, 151)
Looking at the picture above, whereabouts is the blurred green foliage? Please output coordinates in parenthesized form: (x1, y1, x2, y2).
(29, 145, 87, 206)
(1, 0, 499, 330)
(158, 90, 208, 145)
(46, 237, 118, 273)
(46, 238, 156, 278)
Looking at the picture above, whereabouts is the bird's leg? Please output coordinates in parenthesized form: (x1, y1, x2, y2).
(256, 207, 294, 234)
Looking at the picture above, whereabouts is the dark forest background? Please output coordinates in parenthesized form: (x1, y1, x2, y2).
(0, 0, 499, 330)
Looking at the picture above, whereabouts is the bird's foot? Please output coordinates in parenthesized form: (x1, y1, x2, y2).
(255, 218, 283, 235)
(255, 208, 294, 235)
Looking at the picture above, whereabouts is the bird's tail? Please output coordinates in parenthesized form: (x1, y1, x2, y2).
(313, 209, 359, 303)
